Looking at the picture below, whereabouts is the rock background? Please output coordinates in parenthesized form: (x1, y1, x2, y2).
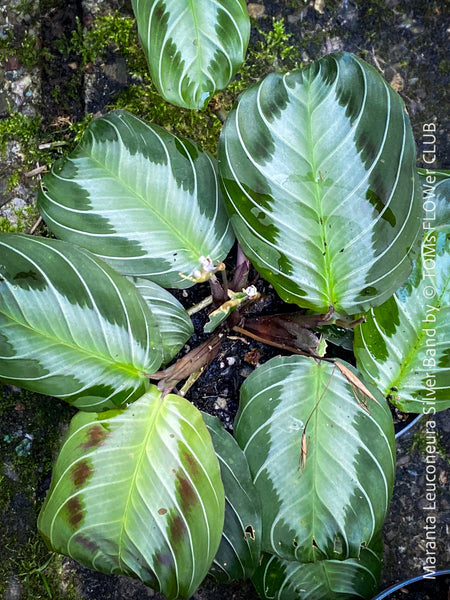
(0, 1, 449, 599)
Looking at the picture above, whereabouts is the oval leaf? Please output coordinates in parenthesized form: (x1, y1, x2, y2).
(38, 388, 225, 600)
(252, 548, 381, 600)
(38, 110, 234, 288)
(131, 0, 250, 109)
(234, 356, 395, 563)
(219, 52, 422, 314)
(354, 227, 449, 413)
(0, 234, 163, 411)
(131, 277, 193, 365)
(203, 412, 261, 583)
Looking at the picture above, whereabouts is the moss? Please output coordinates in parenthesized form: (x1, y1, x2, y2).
(0, 110, 93, 179)
(2, 542, 81, 599)
(0, 384, 77, 599)
(0, 205, 39, 233)
(0, 28, 15, 63)
(0, 29, 51, 71)
(2, 14, 301, 165)
(68, 12, 146, 75)
(19, 33, 53, 70)
(7, 171, 20, 192)
(0, 113, 42, 160)
(411, 423, 449, 464)
(229, 18, 301, 97)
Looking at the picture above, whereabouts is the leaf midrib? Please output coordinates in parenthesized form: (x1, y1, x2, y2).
(188, 0, 215, 79)
(306, 72, 334, 308)
(81, 136, 205, 262)
(1, 306, 151, 380)
(117, 393, 167, 572)
(388, 270, 449, 395)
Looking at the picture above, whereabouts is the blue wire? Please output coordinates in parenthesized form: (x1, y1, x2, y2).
(372, 569, 450, 599)
(395, 413, 423, 439)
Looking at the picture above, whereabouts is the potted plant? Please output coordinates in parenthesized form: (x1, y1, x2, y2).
(0, 2, 448, 599)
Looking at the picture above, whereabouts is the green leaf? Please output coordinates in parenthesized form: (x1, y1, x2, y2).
(318, 324, 354, 352)
(131, 0, 250, 109)
(38, 110, 234, 289)
(203, 412, 261, 583)
(219, 52, 422, 315)
(234, 355, 395, 563)
(204, 286, 258, 334)
(251, 548, 381, 600)
(0, 233, 163, 411)
(354, 227, 450, 413)
(131, 277, 193, 365)
(38, 388, 225, 600)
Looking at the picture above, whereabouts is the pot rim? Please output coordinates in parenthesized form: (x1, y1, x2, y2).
(394, 413, 423, 439)
(371, 569, 450, 599)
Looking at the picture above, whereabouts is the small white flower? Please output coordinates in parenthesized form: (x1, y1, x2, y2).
(244, 285, 258, 298)
(199, 255, 216, 273)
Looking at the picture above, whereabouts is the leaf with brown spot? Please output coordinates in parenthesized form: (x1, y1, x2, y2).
(80, 424, 109, 450)
(168, 513, 188, 545)
(175, 469, 199, 517)
(74, 535, 99, 552)
(70, 460, 93, 488)
(179, 446, 200, 478)
(38, 387, 225, 600)
(66, 496, 84, 529)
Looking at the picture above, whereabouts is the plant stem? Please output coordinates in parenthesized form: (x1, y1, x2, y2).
(178, 369, 203, 396)
(148, 332, 224, 395)
(187, 294, 213, 316)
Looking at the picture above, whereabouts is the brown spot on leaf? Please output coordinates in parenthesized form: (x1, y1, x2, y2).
(168, 513, 188, 545)
(156, 552, 175, 570)
(71, 460, 93, 488)
(80, 424, 109, 450)
(180, 446, 200, 478)
(175, 470, 198, 514)
(67, 497, 84, 529)
(158, 508, 167, 515)
(74, 535, 99, 552)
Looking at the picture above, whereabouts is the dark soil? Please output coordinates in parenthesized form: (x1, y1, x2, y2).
(39, 0, 85, 124)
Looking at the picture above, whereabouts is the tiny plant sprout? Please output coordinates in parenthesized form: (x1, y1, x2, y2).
(181, 256, 226, 284)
